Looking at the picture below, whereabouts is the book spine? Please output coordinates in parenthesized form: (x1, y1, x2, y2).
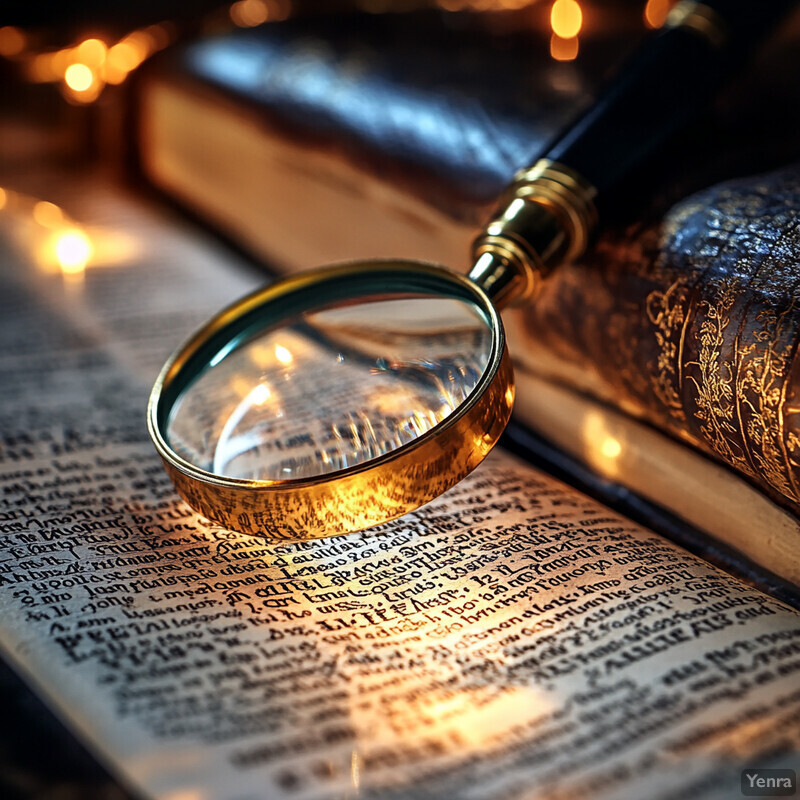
(515, 165, 800, 511)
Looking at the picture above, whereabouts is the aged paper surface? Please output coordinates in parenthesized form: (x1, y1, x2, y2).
(1, 179, 799, 800)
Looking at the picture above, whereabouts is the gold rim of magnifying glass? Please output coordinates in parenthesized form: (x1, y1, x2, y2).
(147, 259, 514, 541)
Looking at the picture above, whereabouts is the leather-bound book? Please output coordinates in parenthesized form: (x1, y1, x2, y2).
(136, 10, 637, 267)
(135, 8, 800, 590)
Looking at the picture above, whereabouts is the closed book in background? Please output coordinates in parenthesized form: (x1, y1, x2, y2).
(135, 9, 800, 593)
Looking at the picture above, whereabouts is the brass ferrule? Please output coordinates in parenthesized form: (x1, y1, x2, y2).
(469, 159, 598, 307)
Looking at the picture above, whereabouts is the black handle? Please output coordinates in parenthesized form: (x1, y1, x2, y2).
(470, 1, 798, 306)
(544, 0, 797, 200)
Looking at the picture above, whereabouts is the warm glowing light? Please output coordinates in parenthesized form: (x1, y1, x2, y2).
(65, 63, 94, 92)
(274, 344, 293, 364)
(600, 437, 622, 459)
(0, 188, 6, 211)
(105, 28, 163, 84)
(644, 0, 673, 28)
(33, 201, 64, 229)
(105, 41, 142, 83)
(79, 228, 141, 266)
(161, 791, 206, 800)
(583, 412, 623, 477)
(55, 229, 93, 274)
(250, 383, 271, 405)
(144, 23, 172, 51)
(108, 42, 139, 70)
(0, 26, 26, 57)
(350, 751, 360, 790)
(230, 0, 270, 27)
(550, 33, 579, 61)
(232, 376, 256, 398)
(247, 344, 272, 368)
(380, 685, 550, 751)
(122, 30, 156, 61)
(22, 27, 166, 93)
(28, 53, 58, 82)
(505, 386, 515, 406)
(437, 0, 533, 8)
(52, 48, 74, 75)
(550, 0, 582, 39)
(76, 38, 107, 67)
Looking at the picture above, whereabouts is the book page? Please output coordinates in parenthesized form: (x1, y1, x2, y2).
(1, 176, 799, 800)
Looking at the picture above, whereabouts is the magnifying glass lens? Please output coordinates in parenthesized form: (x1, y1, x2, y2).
(149, 262, 512, 538)
(166, 295, 492, 482)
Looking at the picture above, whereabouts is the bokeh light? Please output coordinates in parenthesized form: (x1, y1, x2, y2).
(55, 229, 93, 274)
(551, 0, 582, 39)
(65, 63, 94, 92)
(601, 437, 622, 458)
(644, 0, 673, 28)
(230, 0, 270, 27)
(76, 38, 107, 68)
(0, 26, 26, 57)
(20, 25, 172, 100)
(33, 201, 64, 228)
(275, 344, 293, 364)
(550, 33, 579, 60)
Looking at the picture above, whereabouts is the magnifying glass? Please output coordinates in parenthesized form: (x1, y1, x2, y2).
(147, 1, 786, 539)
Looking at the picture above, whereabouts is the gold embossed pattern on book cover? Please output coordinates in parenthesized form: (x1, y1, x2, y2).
(520, 166, 800, 511)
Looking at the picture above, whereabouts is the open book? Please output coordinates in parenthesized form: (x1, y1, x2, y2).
(136, 12, 800, 594)
(1, 170, 799, 798)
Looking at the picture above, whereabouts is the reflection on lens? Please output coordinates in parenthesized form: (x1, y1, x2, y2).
(166, 296, 492, 481)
